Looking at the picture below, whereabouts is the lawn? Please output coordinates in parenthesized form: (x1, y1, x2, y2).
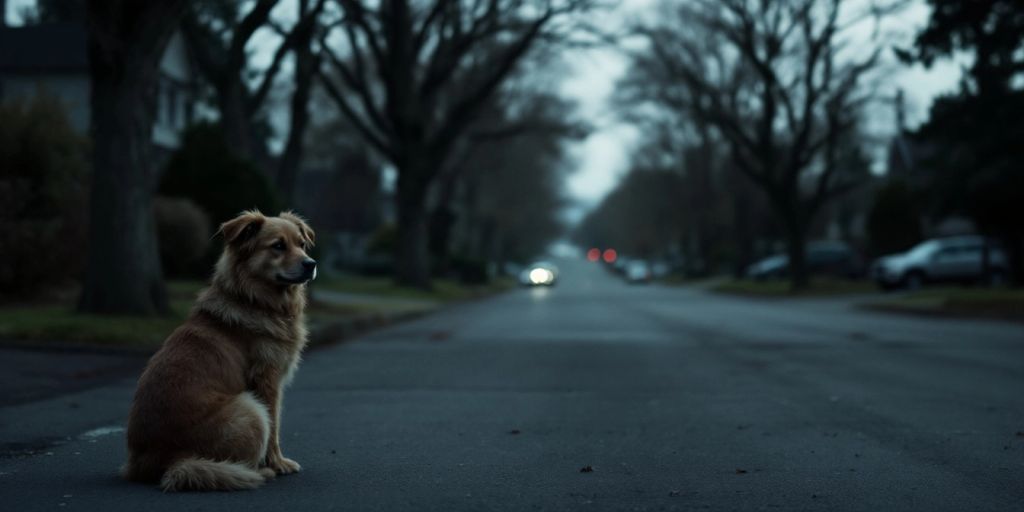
(0, 280, 205, 350)
(0, 301, 191, 350)
(862, 287, 1024, 322)
(0, 275, 515, 350)
(710, 278, 877, 297)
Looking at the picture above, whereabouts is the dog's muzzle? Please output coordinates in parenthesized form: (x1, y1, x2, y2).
(277, 258, 317, 284)
(301, 258, 317, 281)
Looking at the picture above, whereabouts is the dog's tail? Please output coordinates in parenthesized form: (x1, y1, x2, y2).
(159, 458, 267, 492)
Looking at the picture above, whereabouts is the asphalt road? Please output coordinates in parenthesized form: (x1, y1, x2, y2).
(2, 258, 1023, 511)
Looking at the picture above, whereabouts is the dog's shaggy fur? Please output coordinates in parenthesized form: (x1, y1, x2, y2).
(122, 210, 317, 491)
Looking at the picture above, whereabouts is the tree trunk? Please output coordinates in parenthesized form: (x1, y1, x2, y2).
(428, 170, 462, 277)
(216, 77, 273, 176)
(731, 184, 752, 279)
(277, 60, 313, 204)
(78, 2, 183, 315)
(394, 168, 432, 289)
(784, 219, 810, 292)
(276, 14, 317, 205)
(1003, 234, 1023, 287)
(428, 206, 456, 276)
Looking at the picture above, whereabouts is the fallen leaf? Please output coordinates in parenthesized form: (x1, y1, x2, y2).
(668, 490, 681, 497)
(580, 466, 594, 473)
(735, 469, 748, 474)
(508, 429, 521, 435)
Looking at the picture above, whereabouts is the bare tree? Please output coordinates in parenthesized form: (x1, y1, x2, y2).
(428, 88, 587, 273)
(275, 0, 329, 203)
(184, 0, 326, 200)
(183, 0, 279, 165)
(78, 0, 188, 315)
(317, 0, 593, 288)
(629, 0, 890, 289)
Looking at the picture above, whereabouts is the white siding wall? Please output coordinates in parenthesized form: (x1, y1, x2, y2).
(1, 30, 192, 149)
(151, 31, 192, 149)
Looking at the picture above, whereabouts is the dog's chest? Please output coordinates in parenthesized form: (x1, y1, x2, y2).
(247, 338, 303, 386)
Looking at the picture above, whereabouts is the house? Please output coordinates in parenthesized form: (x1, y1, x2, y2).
(0, 21, 195, 155)
(885, 130, 976, 238)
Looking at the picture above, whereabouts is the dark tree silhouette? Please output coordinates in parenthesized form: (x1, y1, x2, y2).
(625, 0, 891, 289)
(900, 0, 1024, 284)
(78, 0, 188, 315)
(182, 0, 280, 166)
(276, 0, 327, 204)
(866, 179, 922, 257)
(183, 0, 326, 203)
(317, 0, 593, 288)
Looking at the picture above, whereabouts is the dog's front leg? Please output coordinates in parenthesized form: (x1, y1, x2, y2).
(256, 376, 301, 475)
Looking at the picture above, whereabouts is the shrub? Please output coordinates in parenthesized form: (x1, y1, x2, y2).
(159, 122, 280, 229)
(866, 179, 922, 257)
(0, 93, 89, 295)
(367, 223, 397, 256)
(449, 255, 490, 285)
(154, 197, 212, 278)
(158, 122, 280, 273)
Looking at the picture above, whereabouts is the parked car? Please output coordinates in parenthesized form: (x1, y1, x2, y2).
(746, 241, 863, 280)
(650, 260, 671, 278)
(746, 255, 788, 280)
(625, 260, 652, 283)
(611, 257, 631, 274)
(519, 261, 559, 287)
(870, 236, 1008, 290)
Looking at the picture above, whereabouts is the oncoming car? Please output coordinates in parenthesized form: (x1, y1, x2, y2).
(519, 261, 559, 287)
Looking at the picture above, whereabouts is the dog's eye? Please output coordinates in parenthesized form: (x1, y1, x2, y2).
(271, 241, 286, 251)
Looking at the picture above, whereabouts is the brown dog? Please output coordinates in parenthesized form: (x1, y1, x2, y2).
(122, 210, 316, 491)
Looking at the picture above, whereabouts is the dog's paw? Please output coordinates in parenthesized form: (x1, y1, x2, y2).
(267, 456, 301, 475)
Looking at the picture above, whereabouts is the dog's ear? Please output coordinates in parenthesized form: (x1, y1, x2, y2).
(280, 211, 315, 248)
(219, 210, 265, 246)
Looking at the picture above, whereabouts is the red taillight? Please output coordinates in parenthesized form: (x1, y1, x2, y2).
(587, 248, 601, 261)
(602, 249, 617, 263)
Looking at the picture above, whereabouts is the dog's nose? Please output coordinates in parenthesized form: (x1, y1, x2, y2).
(302, 258, 317, 271)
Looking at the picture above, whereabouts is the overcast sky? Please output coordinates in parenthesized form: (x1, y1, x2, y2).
(5, 0, 964, 215)
(560, 0, 963, 216)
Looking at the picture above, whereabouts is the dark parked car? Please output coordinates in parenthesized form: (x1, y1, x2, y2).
(746, 241, 863, 280)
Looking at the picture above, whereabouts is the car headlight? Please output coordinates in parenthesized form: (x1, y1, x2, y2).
(528, 268, 554, 285)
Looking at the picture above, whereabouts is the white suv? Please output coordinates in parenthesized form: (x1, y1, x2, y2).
(871, 236, 1009, 290)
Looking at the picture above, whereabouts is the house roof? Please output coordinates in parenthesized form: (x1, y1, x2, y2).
(886, 131, 939, 179)
(0, 22, 88, 73)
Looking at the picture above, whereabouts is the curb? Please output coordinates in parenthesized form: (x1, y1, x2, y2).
(307, 309, 432, 349)
(857, 302, 1024, 324)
